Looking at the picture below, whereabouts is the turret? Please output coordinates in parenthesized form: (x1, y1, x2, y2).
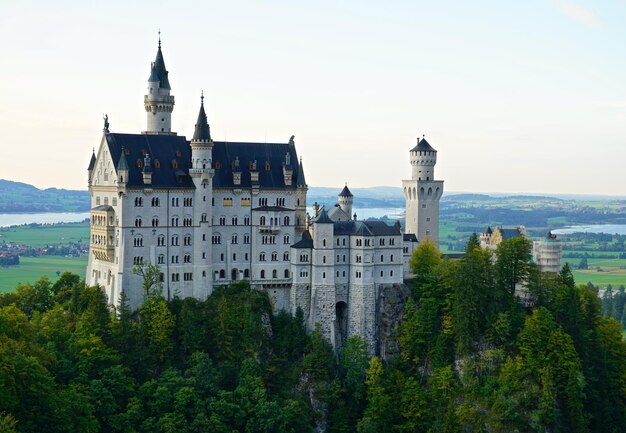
(144, 36, 175, 135)
(409, 136, 437, 181)
(117, 148, 129, 186)
(338, 183, 353, 219)
(189, 93, 214, 183)
(87, 149, 96, 185)
(142, 154, 152, 185)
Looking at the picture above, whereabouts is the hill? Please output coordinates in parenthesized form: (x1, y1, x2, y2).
(0, 179, 90, 213)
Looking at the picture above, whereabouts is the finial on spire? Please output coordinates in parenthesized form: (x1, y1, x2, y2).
(201, 90, 204, 105)
(158, 29, 161, 48)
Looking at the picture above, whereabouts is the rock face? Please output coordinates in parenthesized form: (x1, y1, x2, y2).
(376, 283, 411, 359)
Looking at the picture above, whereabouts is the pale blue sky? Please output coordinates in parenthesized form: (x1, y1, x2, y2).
(1, 0, 624, 195)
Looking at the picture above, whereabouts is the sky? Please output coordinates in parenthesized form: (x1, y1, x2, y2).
(0, 0, 625, 195)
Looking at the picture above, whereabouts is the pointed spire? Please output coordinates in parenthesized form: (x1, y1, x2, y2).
(87, 148, 96, 171)
(192, 93, 211, 141)
(149, 33, 171, 89)
(117, 147, 129, 171)
(339, 183, 353, 197)
(296, 156, 307, 187)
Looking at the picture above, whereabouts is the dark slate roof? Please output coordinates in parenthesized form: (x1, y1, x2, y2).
(292, 230, 313, 249)
(333, 220, 400, 237)
(91, 205, 113, 212)
(252, 206, 294, 212)
(88, 151, 96, 171)
(339, 184, 353, 197)
(192, 99, 211, 141)
(212, 141, 303, 189)
(313, 208, 333, 224)
(106, 133, 194, 189)
(499, 228, 523, 241)
(296, 158, 307, 187)
(485, 226, 493, 235)
(403, 233, 418, 242)
(326, 205, 350, 221)
(410, 137, 436, 153)
(363, 220, 402, 235)
(149, 43, 171, 90)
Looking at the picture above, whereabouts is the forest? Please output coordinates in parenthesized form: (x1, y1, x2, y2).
(0, 236, 625, 433)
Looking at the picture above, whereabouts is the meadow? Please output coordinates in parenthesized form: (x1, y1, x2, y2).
(0, 221, 89, 246)
(0, 256, 88, 293)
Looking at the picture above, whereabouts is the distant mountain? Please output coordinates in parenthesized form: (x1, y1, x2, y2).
(0, 180, 90, 213)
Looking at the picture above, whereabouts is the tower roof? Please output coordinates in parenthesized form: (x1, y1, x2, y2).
(117, 148, 129, 171)
(314, 208, 333, 224)
(192, 94, 211, 141)
(148, 38, 171, 90)
(339, 184, 353, 197)
(87, 150, 96, 171)
(296, 158, 307, 187)
(410, 137, 436, 152)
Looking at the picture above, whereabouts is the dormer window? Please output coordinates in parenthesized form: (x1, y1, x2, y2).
(136, 159, 143, 168)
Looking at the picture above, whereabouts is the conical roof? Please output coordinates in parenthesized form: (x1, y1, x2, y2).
(314, 208, 333, 224)
(410, 137, 436, 152)
(339, 184, 353, 197)
(87, 150, 96, 171)
(296, 158, 307, 187)
(148, 40, 171, 89)
(117, 148, 129, 171)
(192, 95, 211, 141)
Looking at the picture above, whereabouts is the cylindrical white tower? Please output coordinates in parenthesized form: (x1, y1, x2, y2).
(338, 184, 354, 219)
(410, 137, 437, 181)
(144, 38, 175, 135)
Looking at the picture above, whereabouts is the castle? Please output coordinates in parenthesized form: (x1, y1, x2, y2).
(86, 39, 443, 352)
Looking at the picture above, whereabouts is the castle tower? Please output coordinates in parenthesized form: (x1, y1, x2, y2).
(189, 94, 214, 299)
(338, 184, 354, 219)
(144, 36, 175, 135)
(402, 137, 444, 245)
(295, 157, 308, 235)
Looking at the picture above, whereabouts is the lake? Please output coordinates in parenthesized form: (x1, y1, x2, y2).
(0, 212, 89, 228)
(552, 224, 626, 235)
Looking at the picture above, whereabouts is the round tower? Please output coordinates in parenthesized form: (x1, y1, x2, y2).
(144, 36, 175, 134)
(410, 136, 437, 181)
(338, 184, 353, 219)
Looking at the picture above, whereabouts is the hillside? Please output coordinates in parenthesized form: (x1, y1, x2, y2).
(0, 179, 90, 213)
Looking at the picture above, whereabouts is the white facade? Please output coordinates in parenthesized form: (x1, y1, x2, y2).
(86, 40, 443, 354)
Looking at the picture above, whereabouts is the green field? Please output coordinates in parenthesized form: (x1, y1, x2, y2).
(0, 221, 89, 247)
(0, 256, 87, 292)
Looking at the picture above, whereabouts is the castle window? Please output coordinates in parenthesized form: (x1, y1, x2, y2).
(356, 255, 362, 263)
(171, 255, 179, 264)
(184, 273, 193, 281)
(323, 256, 326, 264)
(232, 216, 238, 225)
(283, 235, 290, 244)
(283, 252, 289, 261)
(171, 217, 179, 226)
(201, 213, 207, 222)
(283, 216, 290, 225)
(172, 160, 178, 169)
(136, 159, 143, 168)
(426, 230, 430, 236)
(380, 270, 384, 277)
(158, 255, 165, 264)
(285, 269, 290, 278)
(133, 236, 143, 247)
(172, 197, 179, 207)
(245, 253, 249, 260)
(323, 240, 326, 247)
(244, 269, 250, 278)
(260, 216, 266, 226)
(184, 254, 191, 263)
(322, 272, 326, 279)
(390, 254, 394, 262)
(426, 217, 431, 222)
(135, 217, 142, 227)
(244, 234, 250, 244)
(157, 235, 165, 246)
(152, 217, 159, 227)
(212, 235, 221, 244)
(232, 253, 236, 261)
(135, 197, 143, 207)
(272, 270, 277, 278)
(219, 217, 226, 225)
(265, 162, 270, 171)
(260, 270, 266, 279)
(151, 197, 160, 207)
(390, 238, 395, 245)
(343, 255, 346, 262)
(171, 235, 179, 246)
(124, 148, 130, 156)
(390, 270, 394, 277)
(202, 252, 206, 259)
(380, 254, 384, 262)
(184, 235, 191, 246)
(154, 159, 160, 169)
(260, 252, 266, 261)
(343, 271, 346, 277)
(183, 217, 192, 227)
(244, 216, 250, 225)
(271, 252, 278, 261)
(214, 161, 221, 169)
(356, 239, 362, 246)
(343, 238, 346, 246)
(219, 270, 226, 279)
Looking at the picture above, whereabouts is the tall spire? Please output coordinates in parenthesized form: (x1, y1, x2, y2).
(149, 35, 171, 90)
(192, 93, 211, 142)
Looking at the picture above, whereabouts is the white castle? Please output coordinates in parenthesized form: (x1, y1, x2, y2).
(86, 40, 444, 351)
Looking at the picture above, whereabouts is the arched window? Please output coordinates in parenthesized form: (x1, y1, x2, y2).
(219, 269, 225, 279)
(244, 269, 250, 278)
(135, 217, 142, 227)
(283, 216, 290, 225)
(260, 216, 266, 226)
(284, 269, 290, 278)
(272, 269, 277, 279)
(260, 270, 266, 279)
